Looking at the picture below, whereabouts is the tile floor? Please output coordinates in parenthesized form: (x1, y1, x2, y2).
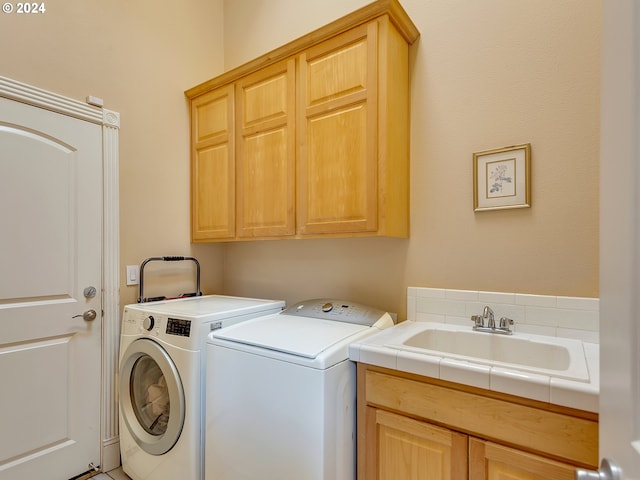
(92, 467, 131, 480)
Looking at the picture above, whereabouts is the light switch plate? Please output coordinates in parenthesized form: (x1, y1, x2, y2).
(126, 265, 139, 286)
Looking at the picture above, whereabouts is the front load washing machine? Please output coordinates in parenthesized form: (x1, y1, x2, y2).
(205, 298, 394, 480)
(118, 295, 284, 480)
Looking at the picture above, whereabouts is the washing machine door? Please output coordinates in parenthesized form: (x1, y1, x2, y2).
(119, 338, 185, 455)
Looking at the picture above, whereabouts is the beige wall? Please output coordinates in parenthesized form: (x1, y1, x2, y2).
(1, 0, 601, 319)
(222, 0, 601, 319)
(0, 0, 227, 306)
(223, 0, 370, 70)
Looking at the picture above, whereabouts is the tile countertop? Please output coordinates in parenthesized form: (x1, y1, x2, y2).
(349, 321, 599, 413)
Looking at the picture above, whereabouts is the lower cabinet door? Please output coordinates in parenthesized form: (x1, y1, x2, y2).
(374, 409, 468, 480)
(469, 438, 578, 480)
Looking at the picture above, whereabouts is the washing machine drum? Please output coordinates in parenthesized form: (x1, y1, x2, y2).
(120, 338, 185, 455)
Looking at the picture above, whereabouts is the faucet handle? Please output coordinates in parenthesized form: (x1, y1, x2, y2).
(499, 317, 514, 329)
(471, 315, 484, 327)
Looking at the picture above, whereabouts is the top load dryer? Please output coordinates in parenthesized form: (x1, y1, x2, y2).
(205, 298, 394, 480)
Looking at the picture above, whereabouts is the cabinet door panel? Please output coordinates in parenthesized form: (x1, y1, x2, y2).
(298, 23, 378, 235)
(242, 72, 289, 127)
(240, 128, 292, 233)
(306, 34, 368, 106)
(237, 60, 295, 237)
(193, 145, 234, 238)
(470, 438, 577, 480)
(191, 86, 235, 240)
(194, 92, 230, 143)
(304, 103, 375, 231)
(375, 409, 468, 480)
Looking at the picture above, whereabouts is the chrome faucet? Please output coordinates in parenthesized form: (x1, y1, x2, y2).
(483, 305, 495, 328)
(471, 306, 514, 335)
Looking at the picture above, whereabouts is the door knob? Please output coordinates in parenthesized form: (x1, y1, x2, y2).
(73, 309, 97, 321)
(575, 458, 622, 480)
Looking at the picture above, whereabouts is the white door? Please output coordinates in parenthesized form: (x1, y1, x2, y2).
(0, 97, 103, 479)
(596, 1, 640, 479)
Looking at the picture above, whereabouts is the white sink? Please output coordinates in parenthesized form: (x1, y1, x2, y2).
(385, 323, 590, 382)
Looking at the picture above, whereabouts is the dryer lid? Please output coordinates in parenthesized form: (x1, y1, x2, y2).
(125, 295, 283, 318)
(212, 314, 369, 359)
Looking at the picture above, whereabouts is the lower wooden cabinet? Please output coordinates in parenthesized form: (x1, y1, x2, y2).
(358, 364, 598, 480)
(374, 409, 468, 480)
(470, 438, 578, 480)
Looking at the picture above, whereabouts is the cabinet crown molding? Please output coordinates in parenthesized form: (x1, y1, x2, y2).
(185, 0, 419, 99)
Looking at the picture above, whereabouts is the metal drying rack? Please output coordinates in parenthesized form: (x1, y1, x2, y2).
(137, 256, 202, 303)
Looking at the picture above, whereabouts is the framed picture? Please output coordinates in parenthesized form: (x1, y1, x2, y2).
(473, 143, 531, 212)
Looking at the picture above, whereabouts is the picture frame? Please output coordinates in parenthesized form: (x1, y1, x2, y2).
(473, 143, 531, 212)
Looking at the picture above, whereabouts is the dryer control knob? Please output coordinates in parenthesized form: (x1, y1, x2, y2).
(143, 315, 155, 331)
(321, 302, 334, 313)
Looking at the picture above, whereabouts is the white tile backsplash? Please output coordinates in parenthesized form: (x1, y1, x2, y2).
(516, 293, 557, 308)
(478, 291, 517, 304)
(557, 296, 599, 310)
(416, 297, 468, 316)
(413, 287, 446, 298)
(408, 287, 599, 343)
(445, 289, 479, 301)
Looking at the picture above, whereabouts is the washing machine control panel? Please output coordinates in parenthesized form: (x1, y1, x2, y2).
(122, 308, 192, 339)
(282, 298, 393, 327)
(166, 317, 192, 337)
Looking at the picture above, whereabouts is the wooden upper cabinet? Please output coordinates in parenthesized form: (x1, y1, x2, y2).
(190, 85, 235, 241)
(186, 0, 419, 241)
(236, 59, 296, 238)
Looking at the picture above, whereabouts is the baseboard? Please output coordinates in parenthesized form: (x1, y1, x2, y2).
(101, 438, 121, 473)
